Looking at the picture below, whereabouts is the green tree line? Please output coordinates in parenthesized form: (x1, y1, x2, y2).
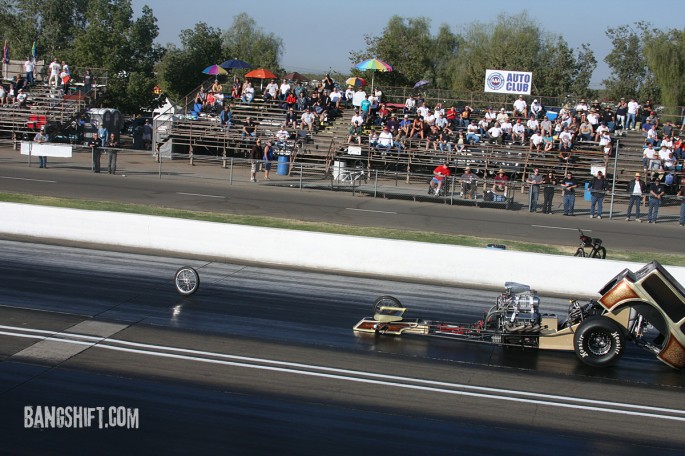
(1, 4, 682, 115)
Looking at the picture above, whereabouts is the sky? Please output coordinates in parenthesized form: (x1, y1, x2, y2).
(131, 0, 683, 88)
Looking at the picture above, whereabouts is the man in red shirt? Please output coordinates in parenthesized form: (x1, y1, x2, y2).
(430, 162, 451, 196)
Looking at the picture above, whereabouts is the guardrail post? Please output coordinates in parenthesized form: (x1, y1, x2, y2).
(229, 157, 233, 185)
(299, 163, 303, 190)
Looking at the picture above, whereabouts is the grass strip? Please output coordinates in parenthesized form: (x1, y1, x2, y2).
(0, 192, 680, 266)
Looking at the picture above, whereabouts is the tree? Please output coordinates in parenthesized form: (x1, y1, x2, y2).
(221, 13, 283, 72)
(603, 22, 652, 100)
(156, 22, 223, 101)
(643, 28, 685, 116)
(349, 16, 437, 87)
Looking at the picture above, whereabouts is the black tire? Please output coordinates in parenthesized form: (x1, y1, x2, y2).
(372, 295, 402, 315)
(174, 266, 200, 296)
(591, 247, 607, 259)
(574, 248, 586, 257)
(573, 317, 625, 367)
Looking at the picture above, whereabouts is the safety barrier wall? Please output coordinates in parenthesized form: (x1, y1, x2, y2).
(2, 202, 683, 297)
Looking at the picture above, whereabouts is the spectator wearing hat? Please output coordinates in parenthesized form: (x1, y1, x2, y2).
(526, 168, 543, 212)
(561, 172, 578, 216)
(34, 126, 48, 168)
(491, 169, 509, 201)
(626, 172, 646, 222)
(575, 99, 589, 115)
(460, 167, 478, 199)
(530, 99, 543, 119)
(496, 108, 509, 125)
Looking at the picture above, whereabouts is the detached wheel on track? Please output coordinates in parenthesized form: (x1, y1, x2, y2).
(573, 317, 625, 367)
(175, 266, 200, 296)
(372, 296, 402, 315)
(591, 247, 607, 259)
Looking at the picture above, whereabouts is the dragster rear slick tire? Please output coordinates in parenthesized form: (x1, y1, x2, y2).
(573, 316, 625, 367)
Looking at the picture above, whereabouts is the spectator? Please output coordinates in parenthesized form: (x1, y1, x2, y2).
(344, 86, 354, 108)
(647, 175, 666, 223)
(487, 122, 503, 145)
(529, 130, 543, 153)
(561, 171, 578, 216)
(643, 142, 658, 169)
(88, 132, 102, 173)
(275, 125, 289, 151)
(360, 95, 371, 123)
(626, 172, 646, 222)
(219, 105, 232, 128)
(513, 95, 528, 118)
(526, 168, 543, 212)
(491, 169, 509, 202)
(262, 140, 274, 180)
(542, 171, 557, 214)
(107, 133, 119, 175)
(285, 92, 298, 110)
(347, 121, 362, 144)
(460, 166, 478, 199)
(500, 118, 512, 143)
(0, 83, 6, 105)
(575, 99, 589, 116)
(241, 117, 256, 141)
(627, 98, 639, 130)
(377, 126, 395, 153)
(352, 88, 367, 109)
(578, 119, 593, 141)
(496, 108, 509, 125)
(97, 124, 108, 147)
(530, 99, 543, 119)
(142, 120, 152, 150)
(48, 58, 61, 87)
(249, 138, 262, 182)
(525, 115, 539, 137)
(24, 57, 35, 85)
(329, 87, 342, 109)
(466, 121, 480, 145)
(588, 170, 607, 219)
(231, 77, 242, 99)
(279, 79, 291, 100)
(300, 108, 317, 132)
(641, 100, 654, 127)
(429, 161, 451, 196)
(241, 82, 254, 103)
(403, 95, 416, 115)
(33, 126, 48, 168)
(511, 119, 526, 144)
(594, 122, 610, 142)
(263, 79, 278, 101)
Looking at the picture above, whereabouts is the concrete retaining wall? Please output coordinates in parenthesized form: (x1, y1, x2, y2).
(2, 202, 682, 297)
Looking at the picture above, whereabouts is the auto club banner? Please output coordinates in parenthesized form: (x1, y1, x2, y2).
(484, 69, 532, 95)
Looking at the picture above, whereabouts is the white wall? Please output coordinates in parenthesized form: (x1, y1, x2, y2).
(2, 202, 682, 297)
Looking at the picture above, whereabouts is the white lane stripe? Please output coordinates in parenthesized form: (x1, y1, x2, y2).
(0, 176, 57, 183)
(346, 208, 398, 215)
(532, 225, 591, 232)
(1, 325, 683, 420)
(177, 192, 225, 199)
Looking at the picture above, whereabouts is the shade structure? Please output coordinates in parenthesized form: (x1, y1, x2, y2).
(282, 72, 309, 82)
(219, 59, 252, 70)
(202, 64, 228, 76)
(346, 77, 367, 88)
(413, 79, 430, 89)
(355, 58, 393, 92)
(245, 68, 277, 79)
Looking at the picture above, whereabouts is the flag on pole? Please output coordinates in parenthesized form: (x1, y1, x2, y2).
(2, 40, 8, 64)
(31, 41, 37, 61)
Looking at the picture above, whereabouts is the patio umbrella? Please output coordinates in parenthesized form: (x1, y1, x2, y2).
(282, 71, 309, 82)
(245, 68, 277, 79)
(202, 64, 228, 76)
(413, 79, 430, 90)
(219, 58, 252, 70)
(244, 68, 277, 90)
(355, 58, 393, 92)
(345, 77, 367, 88)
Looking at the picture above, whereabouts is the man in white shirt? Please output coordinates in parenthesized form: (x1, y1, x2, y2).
(642, 143, 658, 169)
(500, 119, 512, 142)
(512, 119, 526, 144)
(377, 126, 395, 152)
(352, 88, 367, 108)
(329, 88, 342, 108)
(24, 58, 35, 85)
(525, 116, 539, 137)
(575, 99, 589, 115)
(627, 98, 640, 130)
(496, 108, 509, 124)
(529, 130, 543, 152)
(48, 58, 61, 86)
(403, 95, 416, 114)
(530, 99, 543, 119)
(264, 79, 278, 101)
(275, 125, 289, 151)
(513, 95, 528, 118)
(300, 108, 316, 132)
(626, 172, 645, 221)
(279, 79, 291, 100)
(487, 123, 503, 145)
(350, 111, 364, 127)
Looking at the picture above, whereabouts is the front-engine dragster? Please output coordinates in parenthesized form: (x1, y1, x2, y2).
(353, 261, 685, 369)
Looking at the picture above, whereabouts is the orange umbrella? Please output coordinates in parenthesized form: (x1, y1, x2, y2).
(245, 68, 277, 79)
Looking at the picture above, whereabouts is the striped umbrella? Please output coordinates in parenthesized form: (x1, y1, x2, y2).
(355, 58, 393, 91)
(345, 77, 367, 88)
(202, 64, 228, 76)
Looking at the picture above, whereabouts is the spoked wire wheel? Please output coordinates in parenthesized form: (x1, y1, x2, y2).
(174, 266, 200, 296)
